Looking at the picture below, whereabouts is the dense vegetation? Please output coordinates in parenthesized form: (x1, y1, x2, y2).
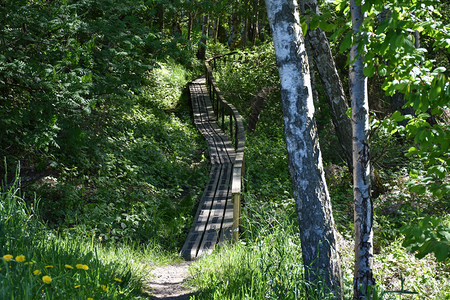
(1, 0, 449, 299)
(189, 45, 449, 299)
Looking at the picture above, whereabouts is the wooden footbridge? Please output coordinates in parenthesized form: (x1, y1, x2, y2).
(180, 55, 245, 260)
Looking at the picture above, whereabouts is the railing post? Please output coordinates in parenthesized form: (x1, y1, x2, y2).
(221, 106, 225, 129)
(216, 92, 219, 119)
(232, 193, 240, 242)
(230, 115, 233, 146)
(235, 123, 238, 150)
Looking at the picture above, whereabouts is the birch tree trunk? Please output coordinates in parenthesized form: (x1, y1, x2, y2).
(349, 0, 374, 298)
(300, 0, 353, 170)
(265, 0, 343, 298)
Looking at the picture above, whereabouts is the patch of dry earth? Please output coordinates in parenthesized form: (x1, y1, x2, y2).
(143, 262, 194, 300)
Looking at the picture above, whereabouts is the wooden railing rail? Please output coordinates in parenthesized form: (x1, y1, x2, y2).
(205, 54, 245, 242)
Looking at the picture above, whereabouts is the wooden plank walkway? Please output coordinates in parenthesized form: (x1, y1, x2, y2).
(180, 78, 236, 260)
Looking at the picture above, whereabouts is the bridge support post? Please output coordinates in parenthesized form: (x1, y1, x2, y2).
(232, 192, 240, 242)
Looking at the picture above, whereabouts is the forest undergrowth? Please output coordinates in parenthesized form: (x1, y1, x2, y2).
(186, 44, 449, 299)
(0, 57, 210, 298)
(2, 41, 448, 299)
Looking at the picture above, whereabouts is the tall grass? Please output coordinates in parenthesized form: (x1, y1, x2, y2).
(0, 169, 158, 299)
(189, 199, 336, 300)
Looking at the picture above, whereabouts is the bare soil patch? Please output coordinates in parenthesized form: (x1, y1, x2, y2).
(143, 262, 194, 299)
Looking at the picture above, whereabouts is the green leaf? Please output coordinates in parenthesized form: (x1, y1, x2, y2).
(391, 110, 404, 122)
(340, 31, 353, 53)
(434, 243, 449, 261)
(392, 79, 409, 92)
(310, 15, 320, 31)
(437, 230, 450, 242)
(346, 107, 352, 119)
(319, 20, 337, 32)
(409, 184, 426, 194)
(364, 63, 375, 77)
(378, 64, 388, 77)
(432, 67, 446, 73)
(301, 20, 308, 35)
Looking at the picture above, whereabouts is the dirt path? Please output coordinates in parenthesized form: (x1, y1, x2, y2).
(143, 262, 195, 299)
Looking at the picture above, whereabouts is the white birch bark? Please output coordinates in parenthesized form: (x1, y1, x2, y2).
(349, 0, 374, 298)
(265, 0, 343, 297)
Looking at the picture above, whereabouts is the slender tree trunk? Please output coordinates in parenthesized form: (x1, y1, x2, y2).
(265, 0, 343, 298)
(304, 40, 320, 105)
(171, 11, 182, 36)
(156, 5, 165, 31)
(187, 12, 193, 41)
(241, 2, 250, 49)
(349, 0, 374, 298)
(228, 0, 240, 49)
(251, 0, 260, 46)
(300, 0, 353, 171)
(196, 14, 208, 60)
(214, 17, 220, 43)
(241, 15, 249, 49)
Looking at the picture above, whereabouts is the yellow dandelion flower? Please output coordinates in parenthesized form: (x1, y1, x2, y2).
(75, 285, 81, 289)
(76, 264, 84, 269)
(3, 254, 13, 261)
(87, 298, 94, 300)
(65, 264, 74, 269)
(82, 264, 89, 270)
(114, 278, 122, 283)
(25, 262, 33, 265)
(15, 255, 26, 262)
(45, 265, 53, 269)
(101, 285, 107, 291)
(42, 275, 52, 284)
(33, 270, 42, 275)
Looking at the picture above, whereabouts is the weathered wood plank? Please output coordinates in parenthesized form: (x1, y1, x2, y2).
(181, 80, 237, 260)
(180, 165, 222, 260)
(197, 163, 232, 257)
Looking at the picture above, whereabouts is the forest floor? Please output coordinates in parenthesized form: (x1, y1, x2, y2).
(144, 262, 194, 299)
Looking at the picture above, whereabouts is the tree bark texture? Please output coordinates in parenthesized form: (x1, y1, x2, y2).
(349, 0, 374, 298)
(265, 0, 343, 298)
(300, 0, 353, 171)
(228, 0, 240, 49)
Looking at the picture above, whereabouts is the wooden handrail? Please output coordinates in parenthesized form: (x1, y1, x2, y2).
(205, 55, 245, 242)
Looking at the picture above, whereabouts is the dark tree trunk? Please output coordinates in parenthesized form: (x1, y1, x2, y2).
(228, 0, 240, 49)
(196, 14, 208, 60)
(300, 0, 354, 171)
(156, 5, 165, 31)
